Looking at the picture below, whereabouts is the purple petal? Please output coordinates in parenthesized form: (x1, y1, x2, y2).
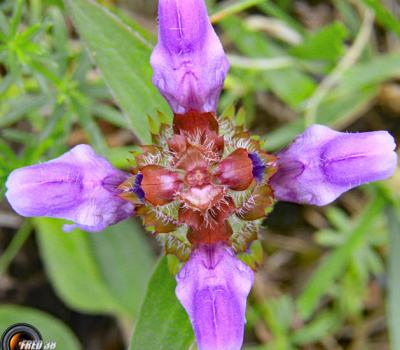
(150, 0, 229, 113)
(270, 125, 398, 206)
(176, 243, 254, 350)
(5, 144, 134, 232)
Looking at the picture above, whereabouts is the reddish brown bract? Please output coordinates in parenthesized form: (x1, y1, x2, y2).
(215, 148, 254, 191)
(119, 110, 277, 259)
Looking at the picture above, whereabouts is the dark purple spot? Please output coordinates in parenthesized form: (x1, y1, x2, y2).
(248, 153, 265, 182)
(134, 173, 145, 202)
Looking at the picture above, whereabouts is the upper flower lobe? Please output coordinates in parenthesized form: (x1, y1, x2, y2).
(150, 0, 229, 113)
(5, 145, 134, 232)
(271, 125, 398, 206)
(176, 243, 254, 350)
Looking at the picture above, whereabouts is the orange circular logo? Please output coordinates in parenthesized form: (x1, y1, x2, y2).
(1, 324, 42, 350)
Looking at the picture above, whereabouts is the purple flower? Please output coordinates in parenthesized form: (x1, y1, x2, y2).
(4, 1, 398, 349)
(150, 0, 229, 113)
(176, 244, 254, 350)
(270, 125, 398, 206)
(5, 144, 134, 232)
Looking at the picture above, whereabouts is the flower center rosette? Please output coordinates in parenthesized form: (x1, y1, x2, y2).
(119, 110, 277, 265)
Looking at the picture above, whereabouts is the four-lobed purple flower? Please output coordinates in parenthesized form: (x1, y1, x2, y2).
(4, 1, 398, 350)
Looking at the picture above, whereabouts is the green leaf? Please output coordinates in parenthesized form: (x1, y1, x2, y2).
(361, 0, 400, 37)
(257, 2, 305, 34)
(130, 257, 194, 350)
(291, 311, 341, 345)
(64, 0, 171, 144)
(91, 103, 127, 129)
(87, 220, 155, 317)
(0, 305, 81, 350)
(264, 52, 400, 150)
(0, 220, 32, 276)
(291, 22, 348, 61)
(107, 146, 135, 168)
(0, 94, 50, 128)
(264, 85, 377, 151)
(35, 218, 154, 317)
(71, 98, 108, 155)
(263, 295, 294, 333)
(9, 0, 24, 38)
(211, 0, 266, 22)
(221, 16, 315, 109)
(297, 196, 385, 320)
(49, 7, 70, 73)
(335, 52, 400, 94)
(333, 0, 361, 35)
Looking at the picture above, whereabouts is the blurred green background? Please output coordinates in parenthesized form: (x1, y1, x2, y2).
(0, 0, 400, 349)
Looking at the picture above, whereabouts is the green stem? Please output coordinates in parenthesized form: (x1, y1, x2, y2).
(0, 220, 33, 275)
